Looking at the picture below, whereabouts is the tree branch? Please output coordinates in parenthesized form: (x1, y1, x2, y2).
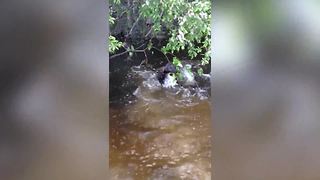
(128, 14, 142, 35)
(143, 50, 148, 64)
(109, 50, 129, 59)
(109, 42, 148, 60)
(151, 46, 170, 63)
(145, 27, 153, 38)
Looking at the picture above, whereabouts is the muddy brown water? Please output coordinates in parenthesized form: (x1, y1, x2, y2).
(110, 66, 212, 179)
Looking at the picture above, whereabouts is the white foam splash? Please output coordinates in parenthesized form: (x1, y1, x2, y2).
(162, 73, 178, 88)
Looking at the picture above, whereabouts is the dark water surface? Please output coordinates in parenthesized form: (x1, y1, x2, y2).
(110, 65, 212, 179)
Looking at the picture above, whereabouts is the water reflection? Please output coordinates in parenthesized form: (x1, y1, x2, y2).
(110, 66, 212, 179)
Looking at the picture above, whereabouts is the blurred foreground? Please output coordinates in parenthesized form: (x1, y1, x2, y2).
(0, 1, 108, 179)
(213, 1, 320, 179)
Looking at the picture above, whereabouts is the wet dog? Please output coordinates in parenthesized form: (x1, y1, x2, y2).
(156, 63, 177, 87)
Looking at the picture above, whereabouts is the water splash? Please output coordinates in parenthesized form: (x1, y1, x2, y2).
(110, 65, 212, 179)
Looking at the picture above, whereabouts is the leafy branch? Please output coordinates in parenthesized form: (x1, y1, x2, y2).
(109, 0, 211, 74)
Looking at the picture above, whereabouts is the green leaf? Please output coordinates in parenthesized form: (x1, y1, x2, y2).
(110, 0, 211, 66)
(173, 57, 183, 68)
(176, 72, 184, 81)
(197, 67, 204, 76)
(108, 35, 123, 53)
(147, 42, 153, 50)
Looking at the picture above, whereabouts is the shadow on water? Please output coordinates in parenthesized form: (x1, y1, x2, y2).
(109, 53, 212, 179)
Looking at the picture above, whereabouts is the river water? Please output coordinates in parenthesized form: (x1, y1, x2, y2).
(110, 64, 212, 179)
